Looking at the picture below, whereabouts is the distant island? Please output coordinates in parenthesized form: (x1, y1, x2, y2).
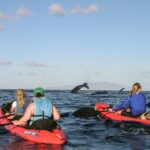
(47, 82, 129, 91)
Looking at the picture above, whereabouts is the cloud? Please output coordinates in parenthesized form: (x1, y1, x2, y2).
(18, 72, 38, 76)
(0, 24, 5, 31)
(28, 72, 38, 76)
(15, 7, 31, 20)
(138, 71, 150, 78)
(0, 60, 12, 65)
(0, 11, 9, 19)
(23, 62, 49, 67)
(18, 73, 23, 76)
(48, 3, 66, 16)
(72, 4, 100, 15)
(0, 7, 31, 21)
(94, 71, 101, 75)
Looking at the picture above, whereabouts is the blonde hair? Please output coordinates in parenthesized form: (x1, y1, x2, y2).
(16, 89, 26, 108)
(129, 82, 142, 96)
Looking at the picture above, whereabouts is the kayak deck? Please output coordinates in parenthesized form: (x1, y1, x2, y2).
(0, 108, 66, 144)
(95, 102, 150, 125)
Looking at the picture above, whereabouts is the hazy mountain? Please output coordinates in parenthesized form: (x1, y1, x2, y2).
(47, 82, 129, 91)
(88, 82, 128, 90)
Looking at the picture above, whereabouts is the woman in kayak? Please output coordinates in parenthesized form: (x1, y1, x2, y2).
(109, 82, 146, 117)
(5, 89, 31, 120)
(12, 87, 60, 131)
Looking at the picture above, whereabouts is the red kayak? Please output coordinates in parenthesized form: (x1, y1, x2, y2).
(0, 108, 66, 144)
(95, 102, 150, 125)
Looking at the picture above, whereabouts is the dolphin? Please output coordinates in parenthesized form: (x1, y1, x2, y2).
(71, 83, 89, 93)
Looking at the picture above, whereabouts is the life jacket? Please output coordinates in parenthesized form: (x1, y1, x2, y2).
(15, 97, 31, 115)
(30, 97, 52, 125)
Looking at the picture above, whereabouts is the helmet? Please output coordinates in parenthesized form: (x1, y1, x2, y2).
(34, 87, 44, 96)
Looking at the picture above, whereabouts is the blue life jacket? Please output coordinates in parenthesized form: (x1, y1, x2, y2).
(30, 97, 52, 125)
(15, 97, 31, 115)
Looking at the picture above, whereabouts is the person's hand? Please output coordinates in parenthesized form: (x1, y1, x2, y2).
(108, 108, 113, 112)
(5, 112, 9, 116)
(12, 120, 19, 125)
(12, 120, 27, 126)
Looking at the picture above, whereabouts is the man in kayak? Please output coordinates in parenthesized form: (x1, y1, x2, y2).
(13, 87, 60, 131)
(109, 82, 146, 117)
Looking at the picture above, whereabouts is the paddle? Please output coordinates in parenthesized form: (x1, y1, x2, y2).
(0, 107, 111, 128)
(0, 122, 13, 126)
(0, 113, 15, 119)
(1, 102, 111, 119)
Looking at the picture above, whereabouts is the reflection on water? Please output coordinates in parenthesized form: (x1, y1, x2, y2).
(0, 90, 150, 150)
(1, 139, 64, 150)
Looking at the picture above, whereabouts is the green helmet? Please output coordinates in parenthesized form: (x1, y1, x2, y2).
(34, 87, 44, 96)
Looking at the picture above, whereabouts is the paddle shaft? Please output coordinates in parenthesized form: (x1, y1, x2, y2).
(0, 113, 15, 119)
(0, 122, 13, 126)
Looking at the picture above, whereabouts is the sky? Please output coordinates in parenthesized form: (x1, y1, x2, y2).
(0, 0, 150, 90)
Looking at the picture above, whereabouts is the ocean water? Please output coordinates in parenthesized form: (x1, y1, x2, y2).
(0, 90, 150, 150)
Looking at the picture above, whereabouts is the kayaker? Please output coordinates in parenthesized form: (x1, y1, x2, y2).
(5, 89, 31, 120)
(109, 82, 146, 117)
(12, 87, 60, 131)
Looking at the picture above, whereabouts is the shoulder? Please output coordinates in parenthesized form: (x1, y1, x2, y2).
(12, 101, 17, 108)
(140, 92, 145, 96)
(27, 102, 34, 109)
(140, 93, 146, 99)
(42, 97, 52, 102)
(133, 92, 146, 99)
(25, 97, 32, 103)
(137, 92, 145, 97)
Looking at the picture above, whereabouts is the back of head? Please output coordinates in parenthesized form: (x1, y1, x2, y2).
(16, 89, 26, 107)
(16, 89, 26, 97)
(34, 87, 44, 97)
(130, 82, 142, 96)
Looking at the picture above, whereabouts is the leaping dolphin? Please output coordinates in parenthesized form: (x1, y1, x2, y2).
(71, 83, 89, 93)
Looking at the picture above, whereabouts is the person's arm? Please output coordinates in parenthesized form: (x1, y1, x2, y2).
(113, 97, 130, 111)
(52, 105, 60, 120)
(13, 103, 34, 126)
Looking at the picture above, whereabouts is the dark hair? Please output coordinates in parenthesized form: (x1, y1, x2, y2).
(35, 93, 44, 97)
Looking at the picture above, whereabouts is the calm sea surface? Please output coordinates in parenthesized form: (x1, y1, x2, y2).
(0, 90, 150, 150)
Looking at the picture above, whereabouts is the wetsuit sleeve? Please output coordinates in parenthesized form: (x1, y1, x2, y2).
(113, 97, 130, 111)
